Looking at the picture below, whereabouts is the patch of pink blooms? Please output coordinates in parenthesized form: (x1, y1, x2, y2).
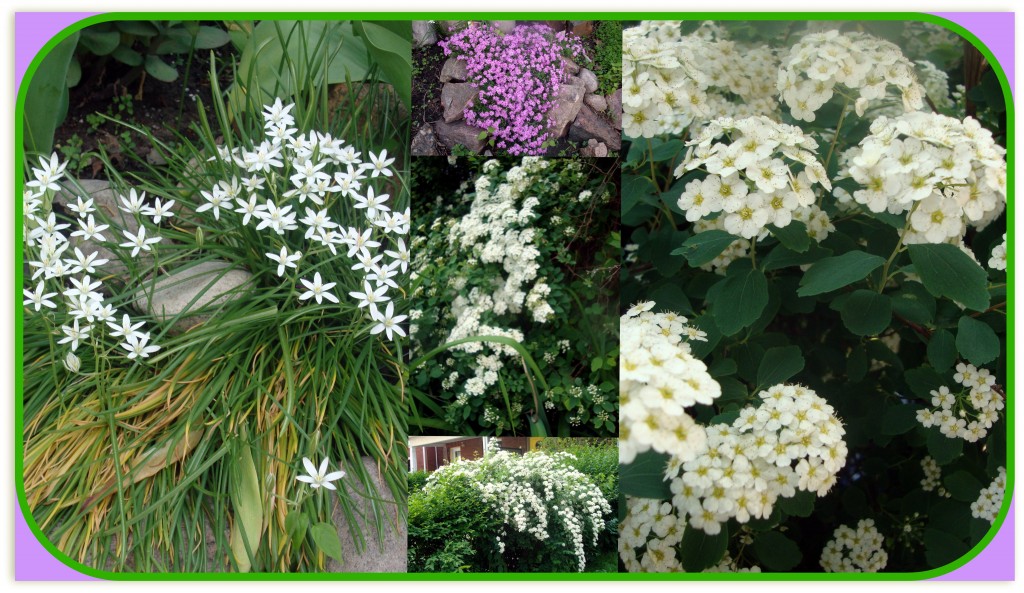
(439, 23, 586, 155)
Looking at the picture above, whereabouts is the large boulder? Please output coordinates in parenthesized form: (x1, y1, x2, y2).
(433, 121, 486, 154)
(546, 83, 585, 139)
(441, 82, 478, 123)
(562, 57, 581, 76)
(568, 104, 622, 151)
(439, 57, 468, 83)
(325, 457, 407, 573)
(578, 68, 599, 94)
(584, 93, 608, 113)
(133, 260, 253, 334)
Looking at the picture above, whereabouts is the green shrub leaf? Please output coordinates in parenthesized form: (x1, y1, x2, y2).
(757, 345, 805, 387)
(927, 329, 957, 371)
(955, 316, 1000, 366)
(753, 530, 802, 571)
(709, 268, 769, 336)
(908, 244, 990, 311)
(311, 522, 344, 563)
(620, 450, 671, 500)
(840, 290, 892, 336)
(797, 251, 885, 296)
(679, 523, 729, 572)
(671, 230, 738, 267)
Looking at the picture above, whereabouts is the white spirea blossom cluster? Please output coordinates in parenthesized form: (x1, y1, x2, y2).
(915, 362, 1003, 442)
(777, 29, 925, 121)
(23, 154, 162, 363)
(970, 466, 1006, 523)
(668, 384, 847, 536)
(426, 445, 610, 572)
(919, 456, 951, 497)
(820, 519, 889, 572)
(842, 112, 1006, 244)
(620, 302, 717, 465)
(203, 98, 410, 339)
(988, 233, 1007, 270)
(915, 60, 955, 112)
(675, 116, 832, 239)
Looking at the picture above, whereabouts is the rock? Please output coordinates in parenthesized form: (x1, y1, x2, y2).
(437, 21, 467, 37)
(584, 93, 608, 113)
(568, 104, 622, 151)
(325, 457, 407, 573)
(434, 120, 486, 153)
(607, 88, 623, 130)
(581, 139, 609, 158)
(562, 57, 580, 75)
(490, 21, 516, 35)
(564, 75, 584, 88)
(441, 82, 478, 123)
(53, 179, 149, 280)
(412, 21, 437, 48)
(572, 21, 594, 37)
(411, 124, 440, 156)
(439, 57, 468, 83)
(578, 68, 599, 94)
(544, 21, 567, 33)
(134, 260, 253, 334)
(546, 84, 585, 138)
(145, 148, 167, 166)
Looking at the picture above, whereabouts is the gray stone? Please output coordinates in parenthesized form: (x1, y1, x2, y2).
(607, 88, 623, 130)
(584, 93, 608, 113)
(433, 120, 486, 153)
(562, 57, 580, 76)
(490, 21, 516, 35)
(564, 75, 584, 88)
(439, 57, 468, 83)
(53, 179, 149, 280)
(146, 148, 167, 166)
(412, 21, 437, 48)
(581, 139, 609, 158)
(546, 83, 585, 138)
(326, 457, 407, 573)
(134, 260, 253, 334)
(411, 124, 440, 156)
(578, 68, 599, 94)
(441, 82, 478, 123)
(568, 104, 622, 151)
(437, 21, 467, 37)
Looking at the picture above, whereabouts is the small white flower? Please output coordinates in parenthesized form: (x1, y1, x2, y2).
(121, 332, 161, 360)
(119, 226, 162, 257)
(118, 189, 148, 214)
(363, 149, 395, 178)
(296, 457, 346, 490)
(266, 246, 302, 277)
(107, 313, 145, 340)
(70, 215, 110, 242)
(58, 319, 91, 351)
(142, 198, 176, 224)
(298, 272, 339, 304)
(63, 351, 81, 373)
(370, 302, 408, 341)
(22, 281, 57, 311)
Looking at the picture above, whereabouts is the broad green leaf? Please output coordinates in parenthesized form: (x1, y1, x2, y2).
(194, 25, 232, 49)
(927, 329, 957, 371)
(778, 490, 814, 517)
(891, 283, 937, 325)
(671, 230, 738, 267)
(115, 21, 159, 37)
(111, 45, 143, 67)
(709, 268, 769, 336)
(622, 175, 658, 213)
(229, 442, 263, 572)
(620, 450, 671, 500)
(311, 522, 344, 563)
(797, 251, 885, 296)
(757, 345, 805, 387)
(881, 403, 920, 435)
(943, 470, 984, 502)
(679, 523, 729, 572)
(354, 21, 412, 111)
(80, 28, 121, 55)
(769, 221, 810, 253)
(23, 31, 78, 154)
(926, 427, 964, 465)
(285, 511, 309, 549)
(650, 139, 685, 162)
(144, 54, 179, 82)
(908, 244, 990, 311)
(847, 344, 867, 382)
(840, 290, 892, 336)
(762, 243, 831, 271)
(753, 530, 802, 571)
(905, 365, 945, 401)
(924, 528, 969, 568)
(955, 316, 1000, 366)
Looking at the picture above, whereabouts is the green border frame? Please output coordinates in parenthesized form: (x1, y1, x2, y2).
(14, 11, 1014, 581)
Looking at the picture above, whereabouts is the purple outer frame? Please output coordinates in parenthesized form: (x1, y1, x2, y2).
(12, 10, 1015, 581)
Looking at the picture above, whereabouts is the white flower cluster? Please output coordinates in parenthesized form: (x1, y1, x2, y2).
(919, 456, 951, 497)
(675, 116, 832, 239)
(971, 466, 1006, 523)
(915, 60, 955, 112)
(916, 362, 1003, 442)
(843, 112, 1006, 244)
(668, 384, 847, 536)
(202, 98, 409, 339)
(23, 154, 162, 363)
(820, 519, 888, 572)
(620, 303, 717, 465)
(777, 29, 925, 121)
(426, 447, 610, 572)
(618, 497, 686, 572)
(988, 233, 1007, 270)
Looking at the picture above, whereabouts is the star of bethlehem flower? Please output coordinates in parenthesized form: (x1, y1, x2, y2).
(298, 272, 339, 304)
(70, 215, 110, 242)
(119, 189, 148, 214)
(120, 226, 162, 257)
(296, 457, 346, 490)
(348, 280, 390, 313)
(64, 247, 108, 275)
(266, 246, 302, 277)
(66, 196, 95, 217)
(23, 281, 58, 311)
(370, 302, 408, 341)
(107, 313, 145, 340)
(142, 198, 176, 224)
(364, 149, 395, 178)
(121, 332, 161, 360)
(58, 319, 91, 351)
(26, 153, 67, 193)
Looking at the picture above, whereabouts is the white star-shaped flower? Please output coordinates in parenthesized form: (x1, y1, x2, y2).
(266, 246, 302, 277)
(296, 457, 345, 490)
(298, 272, 338, 304)
(370, 302, 408, 341)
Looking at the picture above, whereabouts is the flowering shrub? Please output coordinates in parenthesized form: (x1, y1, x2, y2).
(410, 156, 618, 436)
(408, 442, 612, 572)
(439, 23, 585, 155)
(22, 47, 411, 571)
(621, 20, 1007, 573)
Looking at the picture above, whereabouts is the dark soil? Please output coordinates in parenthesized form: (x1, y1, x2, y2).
(53, 45, 236, 180)
(412, 43, 446, 128)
